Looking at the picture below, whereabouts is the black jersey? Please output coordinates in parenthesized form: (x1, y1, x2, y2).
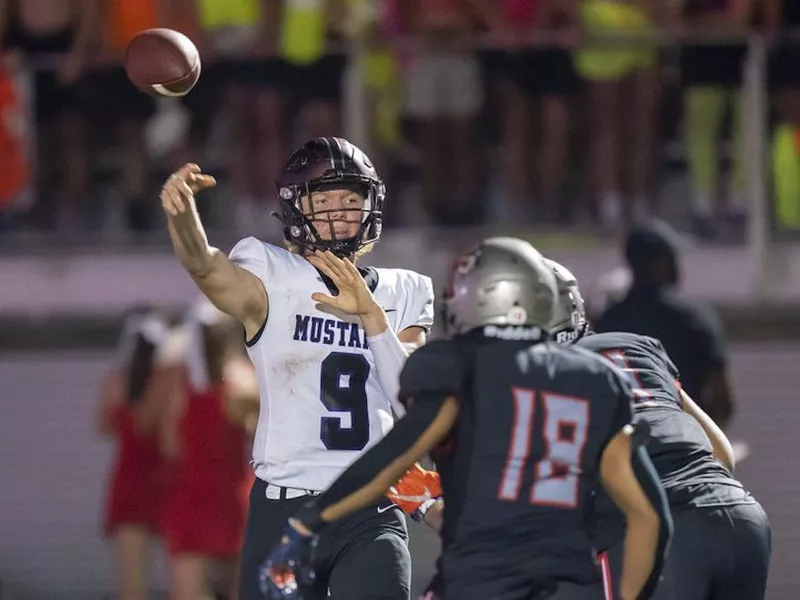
(399, 327, 636, 595)
(575, 331, 754, 550)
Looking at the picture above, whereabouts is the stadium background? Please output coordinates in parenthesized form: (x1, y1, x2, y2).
(2, 2, 800, 598)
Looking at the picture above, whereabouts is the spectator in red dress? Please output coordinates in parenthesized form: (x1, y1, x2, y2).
(98, 306, 171, 600)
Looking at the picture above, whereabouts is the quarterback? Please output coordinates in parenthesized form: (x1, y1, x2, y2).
(160, 137, 435, 599)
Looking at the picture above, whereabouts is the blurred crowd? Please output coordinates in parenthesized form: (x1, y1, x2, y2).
(1, 0, 800, 239)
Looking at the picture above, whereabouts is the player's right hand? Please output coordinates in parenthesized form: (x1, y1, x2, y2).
(259, 523, 317, 599)
(160, 163, 216, 217)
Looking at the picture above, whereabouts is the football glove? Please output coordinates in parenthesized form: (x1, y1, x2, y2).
(258, 521, 317, 599)
(386, 463, 442, 517)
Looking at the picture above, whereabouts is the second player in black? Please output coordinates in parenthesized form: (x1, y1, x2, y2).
(544, 258, 771, 600)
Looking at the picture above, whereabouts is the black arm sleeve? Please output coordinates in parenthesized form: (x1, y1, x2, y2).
(294, 393, 449, 533)
(399, 340, 464, 402)
(630, 437, 674, 600)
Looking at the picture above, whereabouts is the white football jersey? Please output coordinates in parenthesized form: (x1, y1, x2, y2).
(229, 237, 435, 490)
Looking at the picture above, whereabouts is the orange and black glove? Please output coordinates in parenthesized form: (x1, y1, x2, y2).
(386, 463, 442, 519)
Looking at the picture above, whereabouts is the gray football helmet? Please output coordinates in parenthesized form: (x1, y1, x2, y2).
(443, 237, 558, 337)
(542, 258, 588, 343)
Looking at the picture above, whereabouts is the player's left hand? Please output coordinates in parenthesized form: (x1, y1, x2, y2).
(259, 520, 317, 599)
(308, 250, 380, 317)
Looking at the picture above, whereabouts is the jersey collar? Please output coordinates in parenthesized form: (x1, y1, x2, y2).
(316, 265, 379, 295)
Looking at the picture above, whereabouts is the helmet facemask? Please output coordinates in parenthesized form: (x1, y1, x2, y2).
(274, 173, 384, 258)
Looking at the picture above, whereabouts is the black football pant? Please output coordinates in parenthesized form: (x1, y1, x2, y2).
(603, 502, 771, 599)
(239, 477, 411, 600)
(422, 574, 605, 600)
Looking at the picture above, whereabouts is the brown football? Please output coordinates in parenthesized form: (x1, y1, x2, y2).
(124, 28, 201, 97)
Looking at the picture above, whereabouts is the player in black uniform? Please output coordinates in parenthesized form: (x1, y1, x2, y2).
(543, 258, 771, 600)
(259, 237, 672, 600)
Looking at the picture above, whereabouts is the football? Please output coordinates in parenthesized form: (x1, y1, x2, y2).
(386, 464, 442, 514)
(124, 28, 201, 97)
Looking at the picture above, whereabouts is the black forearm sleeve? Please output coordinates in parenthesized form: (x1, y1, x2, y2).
(294, 393, 448, 533)
(631, 444, 674, 600)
